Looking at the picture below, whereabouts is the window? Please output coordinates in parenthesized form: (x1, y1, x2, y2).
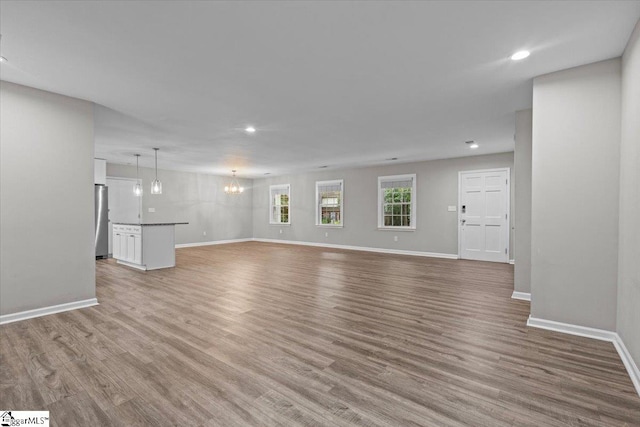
(378, 174, 416, 229)
(269, 184, 290, 224)
(316, 180, 343, 226)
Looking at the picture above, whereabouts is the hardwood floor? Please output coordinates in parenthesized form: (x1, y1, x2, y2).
(1, 241, 639, 426)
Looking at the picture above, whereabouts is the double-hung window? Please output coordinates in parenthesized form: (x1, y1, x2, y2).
(316, 180, 343, 226)
(378, 174, 416, 229)
(269, 184, 290, 224)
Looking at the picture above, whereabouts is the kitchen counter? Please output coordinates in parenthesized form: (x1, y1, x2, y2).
(112, 222, 187, 271)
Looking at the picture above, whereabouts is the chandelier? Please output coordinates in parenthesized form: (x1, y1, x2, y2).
(224, 170, 244, 194)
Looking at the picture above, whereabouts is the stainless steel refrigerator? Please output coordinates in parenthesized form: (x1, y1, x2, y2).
(95, 184, 109, 258)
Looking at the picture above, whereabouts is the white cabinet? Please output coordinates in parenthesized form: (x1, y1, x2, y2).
(113, 232, 121, 259)
(94, 158, 107, 185)
(112, 223, 177, 271)
(126, 235, 135, 261)
(112, 224, 142, 267)
(127, 234, 142, 264)
(120, 234, 128, 260)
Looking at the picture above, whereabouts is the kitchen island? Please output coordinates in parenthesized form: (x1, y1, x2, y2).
(112, 222, 188, 270)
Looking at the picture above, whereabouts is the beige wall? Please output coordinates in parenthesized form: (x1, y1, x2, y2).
(106, 164, 254, 244)
(0, 81, 96, 315)
(514, 109, 533, 294)
(531, 59, 621, 331)
(618, 20, 640, 373)
(253, 153, 514, 256)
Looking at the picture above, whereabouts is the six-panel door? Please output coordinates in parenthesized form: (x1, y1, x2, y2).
(459, 169, 509, 263)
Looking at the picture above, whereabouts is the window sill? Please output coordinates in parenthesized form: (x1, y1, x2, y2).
(269, 223, 291, 226)
(316, 224, 343, 228)
(377, 227, 416, 232)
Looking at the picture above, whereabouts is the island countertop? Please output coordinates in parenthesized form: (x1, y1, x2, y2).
(113, 222, 189, 226)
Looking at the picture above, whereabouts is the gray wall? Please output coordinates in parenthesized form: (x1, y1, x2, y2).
(253, 153, 514, 256)
(514, 109, 533, 294)
(531, 59, 621, 331)
(106, 164, 253, 244)
(0, 81, 96, 315)
(618, 21, 640, 372)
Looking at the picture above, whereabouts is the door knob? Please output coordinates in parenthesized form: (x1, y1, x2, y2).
(461, 219, 466, 224)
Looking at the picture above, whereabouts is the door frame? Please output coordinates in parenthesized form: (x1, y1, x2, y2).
(106, 176, 143, 218)
(105, 176, 142, 255)
(457, 167, 511, 262)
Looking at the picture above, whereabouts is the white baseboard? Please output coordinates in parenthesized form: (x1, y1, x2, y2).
(527, 316, 618, 341)
(252, 238, 458, 259)
(0, 298, 99, 325)
(511, 291, 531, 301)
(175, 238, 253, 248)
(613, 336, 640, 396)
(527, 316, 640, 396)
(509, 259, 515, 265)
(175, 237, 459, 260)
(116, 260, 148, 271)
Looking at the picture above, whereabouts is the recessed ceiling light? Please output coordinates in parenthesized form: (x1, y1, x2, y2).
(465, 140, 479, 149)
(245, 126, 256, 133)
(511, 50, 530, 61)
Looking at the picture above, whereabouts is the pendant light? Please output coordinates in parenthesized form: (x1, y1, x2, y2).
(151, 148, 162, 195)
(133, 154, 143, 197)
(224, 170, 244, 194)
(0, 34, 7, 63)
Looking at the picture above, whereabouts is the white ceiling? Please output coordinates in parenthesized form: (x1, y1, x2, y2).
(1, 1, 639, 177)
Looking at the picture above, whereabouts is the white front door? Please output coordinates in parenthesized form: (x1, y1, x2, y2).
(459, 169, 510, 263)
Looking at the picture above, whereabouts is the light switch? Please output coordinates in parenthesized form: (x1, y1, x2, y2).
(448, 206, 457, 212)
(148, 207, 156, 213)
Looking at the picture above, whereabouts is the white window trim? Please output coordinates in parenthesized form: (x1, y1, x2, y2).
(269, 184, 291, 225)
(377, 173, 417, 230)
(315, 179, 344, 228)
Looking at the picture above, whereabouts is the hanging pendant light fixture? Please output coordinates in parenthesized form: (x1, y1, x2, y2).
(133, 154, 143, 197)
(0, 34, 8, 63)
(224, 170, 244, 194)
(151, 148, 162, 195)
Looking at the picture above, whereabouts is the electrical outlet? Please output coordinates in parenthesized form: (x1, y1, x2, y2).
(279, 229, 283, 234)
(203, 231, 206, 236)
(394, 235, 398, 242)
(148, 207, 155, 213)
(325, 232, 328, 237)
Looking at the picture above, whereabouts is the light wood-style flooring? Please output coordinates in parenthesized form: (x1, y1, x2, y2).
(1, 242, 639, 426)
